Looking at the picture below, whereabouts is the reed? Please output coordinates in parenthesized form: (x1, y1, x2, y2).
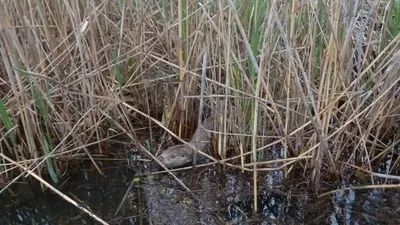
(0, 0, 399, 217)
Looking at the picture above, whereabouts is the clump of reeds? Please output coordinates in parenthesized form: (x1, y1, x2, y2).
(0, 0, 399, 215)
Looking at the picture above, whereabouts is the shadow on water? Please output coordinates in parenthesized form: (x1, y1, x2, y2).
(1, 148, 399, 225)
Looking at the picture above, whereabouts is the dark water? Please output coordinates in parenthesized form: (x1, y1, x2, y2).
(0, 161, 140, 225)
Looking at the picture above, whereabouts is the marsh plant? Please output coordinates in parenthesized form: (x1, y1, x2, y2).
(0, 0, 399, 218)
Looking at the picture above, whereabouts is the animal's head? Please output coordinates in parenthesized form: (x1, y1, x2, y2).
(157, 145, 193, 168)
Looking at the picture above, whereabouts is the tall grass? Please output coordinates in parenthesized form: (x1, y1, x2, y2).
(0, 0, 399, 215)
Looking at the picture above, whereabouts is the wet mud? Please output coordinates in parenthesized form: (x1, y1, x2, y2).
(1, 140, 399, 225)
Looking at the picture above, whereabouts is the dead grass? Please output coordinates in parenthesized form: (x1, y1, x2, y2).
(0, 0, 399, 217)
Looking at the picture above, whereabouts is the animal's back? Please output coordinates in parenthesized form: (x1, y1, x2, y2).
(190, 117, 213, 151)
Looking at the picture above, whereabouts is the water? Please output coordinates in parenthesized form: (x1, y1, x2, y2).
(0, 161, 140, 225)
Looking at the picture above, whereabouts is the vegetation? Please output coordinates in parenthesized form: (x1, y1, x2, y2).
(0, 0, 399, 219)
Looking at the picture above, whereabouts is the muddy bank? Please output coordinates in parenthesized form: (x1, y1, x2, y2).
(141, 165, 400, 225)
(1, 160, 399, 225)
(1, 140, 399, 225)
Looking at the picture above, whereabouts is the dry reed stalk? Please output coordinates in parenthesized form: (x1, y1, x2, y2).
(0, 0, 399, 217)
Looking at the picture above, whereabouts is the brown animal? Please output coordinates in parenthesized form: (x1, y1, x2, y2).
(157, 117, 213, 168)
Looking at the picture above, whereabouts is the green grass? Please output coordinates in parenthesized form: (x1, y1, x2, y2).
(387, 0, 400, 38)
(0, 100, 15, 144)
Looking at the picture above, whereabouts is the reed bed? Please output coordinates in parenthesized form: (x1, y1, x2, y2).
(0, 0, 399, 217)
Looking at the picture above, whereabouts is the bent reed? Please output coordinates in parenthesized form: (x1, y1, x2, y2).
(0, 0, 399, 213)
